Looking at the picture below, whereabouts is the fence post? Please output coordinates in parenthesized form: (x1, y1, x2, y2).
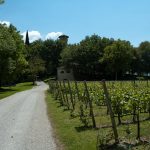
(75, 81, 80, 101)
(67, 80, 75, 110)
(84, 81, 96, 128)
(59, 81, 67, 107)
(101, 80, 119, 144)
(56, 81, 64, 106)
(136, 102, 141, 140)
(63, 80, 70, 110)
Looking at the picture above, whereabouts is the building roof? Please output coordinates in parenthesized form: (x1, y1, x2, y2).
(58, 35, 69, 39)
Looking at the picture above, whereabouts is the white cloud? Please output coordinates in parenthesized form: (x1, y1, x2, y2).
(0, 21, 10, 27)
(46, 32, 63, 40)
(21, 31, 42, 43)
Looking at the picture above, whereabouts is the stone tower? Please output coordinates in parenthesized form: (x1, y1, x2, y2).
(58, 35, 69, 45)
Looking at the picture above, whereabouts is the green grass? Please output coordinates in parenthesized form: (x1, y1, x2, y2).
(46, 91, 150, 150)
(0, 82, 34, 100)
(44, 78, 50, 83)
(46, 91, 98, 150)
(44, 77, 56, 83)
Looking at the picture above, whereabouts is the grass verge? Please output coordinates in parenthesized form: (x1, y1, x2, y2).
(46, 91, 99, 150)
(0, 82, 34, 100)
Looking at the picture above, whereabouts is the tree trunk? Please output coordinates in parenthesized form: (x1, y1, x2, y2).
(115, 72, 118, 81)
(0, 80, 2, 88)
(118, 113, 122, 125)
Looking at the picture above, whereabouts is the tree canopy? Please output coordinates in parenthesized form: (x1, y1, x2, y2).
(0, 24, 28, 85)
(101, 40, 133, 79)
(0, 23, 150, 83)
(0, 0, 4, 4)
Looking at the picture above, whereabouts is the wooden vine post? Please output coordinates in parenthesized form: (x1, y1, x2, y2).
(54, 81, 59, 100)
(84, 81, 96, 128)
(101, 80, 119, 144)
(136, 102, 140, 140)
(59, 81, 67, 107)
(75, 81, 80, 102)
(67, 80, 75, 110)
(56, 81, 64, 106)
(63, 80, 70, 110)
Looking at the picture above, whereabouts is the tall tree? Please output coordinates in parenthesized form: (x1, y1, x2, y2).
(28, 56, 45, 85)
(24, 40, 45, 84)
(0, 24, 16, 86)
(138, 41, 150, 76)
(130, 48, 141, 76)
(25, 30, 30, 46)
(39, 39, 64, 76)
(8, 25, 28, 80)
(101, 40, 133, 80)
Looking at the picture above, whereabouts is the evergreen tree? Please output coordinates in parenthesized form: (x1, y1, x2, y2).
(0, 0, 4, 4)
(25, 30, 30, 46)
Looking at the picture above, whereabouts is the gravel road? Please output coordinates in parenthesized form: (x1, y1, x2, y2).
(0, 82, 57, 150)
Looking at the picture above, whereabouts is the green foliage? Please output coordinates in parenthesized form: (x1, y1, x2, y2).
(33, 39, 64, 76)
(0, 24, 27, 86)
(25, 42, 45, 84)
(49, 80, 150, 136)
(8, 24, 28, 78)
(28, 56, 45, 84)
(47, 81, 150, 150)
(61, 35, 114, 79)
(101, 40, 133, 79)
(0, 23, 64, 84)
(79, 101, 90, 127)
(0, 22, 150, 82)
(61, 35, 150, 80)
(0, 24, 16, 85)
(0, 0, 4, 4)
(61, 44, 78, 67)
(138, 41, 150, 74)
(97, 129, 113, 150)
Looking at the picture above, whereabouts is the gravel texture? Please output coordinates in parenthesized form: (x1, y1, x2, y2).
(0, 82, 57, 150)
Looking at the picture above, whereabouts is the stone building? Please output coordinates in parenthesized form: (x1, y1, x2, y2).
(57, 35, 74, 80)
(58, 35, 69, 45)
(57, 66, 74, 81)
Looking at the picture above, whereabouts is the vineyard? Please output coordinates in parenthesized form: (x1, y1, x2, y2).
(48, 80, 150, 149)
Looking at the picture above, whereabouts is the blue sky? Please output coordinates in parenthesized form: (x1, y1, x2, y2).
(0, 0, 150, 46)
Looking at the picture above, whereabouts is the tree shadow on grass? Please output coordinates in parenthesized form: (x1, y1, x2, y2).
(0, 88, 16, 93)
(75, 125, 98, 132)
(118, 118, 150, 126)
(98, 143, 130, 150)
(63, 108, 70, 112)
(55, 101, 70, 112)
(99, 140, 150, 150)
(21, 84, 32, 87)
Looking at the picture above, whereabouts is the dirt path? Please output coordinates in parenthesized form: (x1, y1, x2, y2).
(0, 82, 57, 150)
